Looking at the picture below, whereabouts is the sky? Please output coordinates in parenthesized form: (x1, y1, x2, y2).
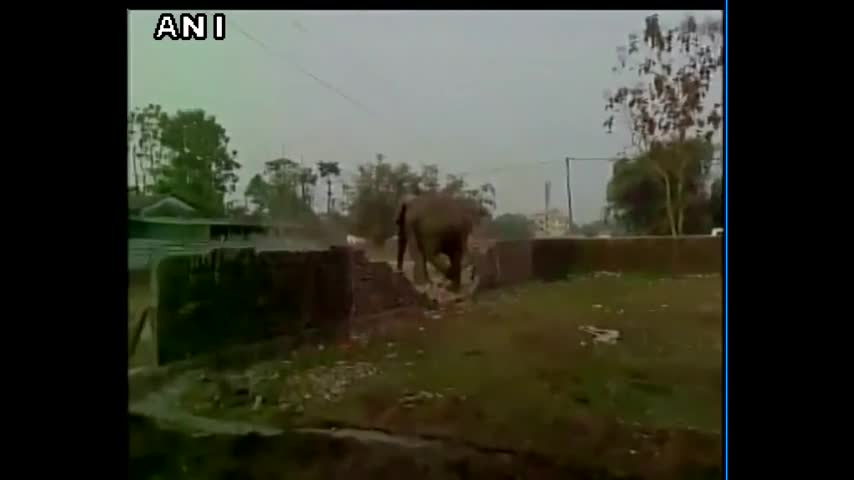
(129, 10, 722, 224)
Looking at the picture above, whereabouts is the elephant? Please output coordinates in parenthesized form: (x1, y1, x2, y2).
(395, 193, 490, 292)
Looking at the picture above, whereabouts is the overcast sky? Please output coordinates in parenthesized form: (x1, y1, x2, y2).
(129, 10, 722, 224)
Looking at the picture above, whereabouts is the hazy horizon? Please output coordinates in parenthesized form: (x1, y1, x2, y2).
(129, 10, 722, 223)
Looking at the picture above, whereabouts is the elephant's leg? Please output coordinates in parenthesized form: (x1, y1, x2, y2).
(412, 252, 429, 284)
(441, 235, 465, 292)
(420, 232, 449, 282)
(412, 227, 431, 285)
(447, 248, 463, 292)
(427, 254, 451, 279)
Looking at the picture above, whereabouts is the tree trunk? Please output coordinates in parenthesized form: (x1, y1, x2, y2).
(148, 143, 156, 186)
(139, 152, 147, 192)
(655, 166, 677, 237)
(675, 162, 687, 236)
(131, 145, 140, 191)
(327, 178, 333, 213)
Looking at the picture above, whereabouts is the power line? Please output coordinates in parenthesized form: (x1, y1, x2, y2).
(227, 17, 382, 118)
(226, 17, 722, 183)
(227, 15, 464, 166)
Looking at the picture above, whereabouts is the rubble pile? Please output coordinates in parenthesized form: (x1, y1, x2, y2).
(351, 251, 430, 317)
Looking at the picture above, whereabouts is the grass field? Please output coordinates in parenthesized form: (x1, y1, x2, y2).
(146, 273, 721, 477)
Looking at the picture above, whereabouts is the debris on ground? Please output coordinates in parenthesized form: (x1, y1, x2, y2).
(399, 390, 444, 408)
(278, 361, 380, 405)
(579, 325, 621, 345)
(593, 271, 622, 278)
(185, 360, 382, 414)
(349, 332, 371, 346)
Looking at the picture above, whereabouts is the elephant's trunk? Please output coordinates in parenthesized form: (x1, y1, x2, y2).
(396, 202, 408, 272)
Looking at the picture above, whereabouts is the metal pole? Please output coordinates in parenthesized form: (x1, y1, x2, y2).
(565, 157, 574, 234)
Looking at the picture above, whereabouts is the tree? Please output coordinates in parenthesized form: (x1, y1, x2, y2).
(317, 161, 341, 214)
(606, 157, 666, 234)
(345, 156, 495, 245)
(242, 159, 326, 218)
(245, 173, 270, 215)
(606, 142, 716, 235)
(483, 214, 534, 241)
(127, 104, 167, 191)
(347, 156, 416, 244)
(604, 13, 723, 236)
(297, 167, 318, 207)
(442, 174, 496, 212)
(710, 177, 722, 228)
(153, 109, 241, 216)
(127, 110, 141, 192)
(242, 158, 318, 223)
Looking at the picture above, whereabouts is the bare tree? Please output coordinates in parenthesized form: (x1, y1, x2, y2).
(604, 13, 723, 235)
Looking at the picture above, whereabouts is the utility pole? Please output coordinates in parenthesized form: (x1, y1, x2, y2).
(565, 157, 574, 234)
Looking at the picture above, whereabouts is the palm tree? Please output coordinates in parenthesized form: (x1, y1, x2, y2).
(317, 161, 341, 213)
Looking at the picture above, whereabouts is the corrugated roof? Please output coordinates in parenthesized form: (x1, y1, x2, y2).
(128, 215, 303, 228)
(127, 192, 202, 213)
(128, 193, 167, 211)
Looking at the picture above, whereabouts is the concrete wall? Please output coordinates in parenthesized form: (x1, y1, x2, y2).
(155, 247, 353, 364)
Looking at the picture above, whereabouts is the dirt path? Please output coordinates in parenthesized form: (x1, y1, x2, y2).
(129, 373, 283, 436)
(130, 372, 444, 450)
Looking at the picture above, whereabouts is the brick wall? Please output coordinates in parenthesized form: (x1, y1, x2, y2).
(493, 241, 534, 285)
(532, 236, 722, 280)
(149, 237, 720, 365)
(155, 247, 353, 365)
(477, 236, 722, 287)
(350, 250, 428, 318)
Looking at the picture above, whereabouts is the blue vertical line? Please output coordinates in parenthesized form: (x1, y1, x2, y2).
(723, 1, 729, 480)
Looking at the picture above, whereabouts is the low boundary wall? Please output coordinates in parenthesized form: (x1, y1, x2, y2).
(154, 247, 353, 364)
(141, 236, 721, 366)
(478, 236, 722, 287)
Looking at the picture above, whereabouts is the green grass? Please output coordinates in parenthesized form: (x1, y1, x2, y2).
(169, 274, 721, 472)
(312, 276, 719, 442)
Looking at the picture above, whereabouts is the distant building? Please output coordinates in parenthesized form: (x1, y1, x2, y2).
(529, 209, 570, 237)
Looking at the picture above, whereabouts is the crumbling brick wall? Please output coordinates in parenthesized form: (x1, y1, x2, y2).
(350, 250, 428, 318)
(155, 247, 353, 365)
